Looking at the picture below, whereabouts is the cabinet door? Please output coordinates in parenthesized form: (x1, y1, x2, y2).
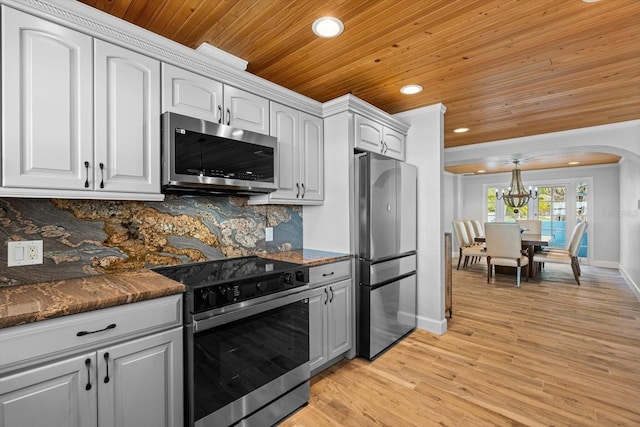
(270, 102, 300, 200)
(1, 7, 93, 190)
(327, 279, 352, 360)
(94, 40, 160, 194)
(223, 86, 269, 135)
(0, 353, 97, 427)
(161, 63, 223, 123)
(299, 112, 324, 201)
(354, 115, 383, 154)
(383, 127, 405, 160)
(97, 327, 183, 427)
(309, 286, 328, 373)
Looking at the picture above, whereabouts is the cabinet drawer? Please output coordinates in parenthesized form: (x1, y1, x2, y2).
(309, 260, 351, 288)
(0, 294, 182, 370)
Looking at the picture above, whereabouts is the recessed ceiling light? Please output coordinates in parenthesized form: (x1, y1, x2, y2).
(312, 17, 344, 38)
(582, 0, 599, 3)
(568, 161, 580, 165)
(400, 84, 423, 95)
(453, 127, 469, 133)
(477, 170, 486, 173)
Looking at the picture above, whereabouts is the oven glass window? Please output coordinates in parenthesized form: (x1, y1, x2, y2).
(192, 300, 309, 421)
(174, 128, 275, 182)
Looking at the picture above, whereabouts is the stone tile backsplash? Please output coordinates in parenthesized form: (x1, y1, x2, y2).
(0, 195, 302, 286)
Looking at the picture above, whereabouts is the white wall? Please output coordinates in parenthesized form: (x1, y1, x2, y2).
(395, 104, 447, 335)
(303, 112, 352, 253)
(619, 157, 640, 296)
(458, 164, 620, 266)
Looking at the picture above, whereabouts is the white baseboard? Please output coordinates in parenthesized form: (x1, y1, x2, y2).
(619, 265, 640, 301)
(590, 260, 619, 269)
(416, 315, 447, 335)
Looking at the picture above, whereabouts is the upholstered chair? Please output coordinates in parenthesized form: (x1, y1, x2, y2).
(533, 222, 587, 285)
(452, 220, 486, 270)
(516, 219, 541, 237)
(485, 222, 529, 287)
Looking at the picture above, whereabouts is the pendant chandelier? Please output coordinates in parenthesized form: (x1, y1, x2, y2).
(495, 160, 538, 213)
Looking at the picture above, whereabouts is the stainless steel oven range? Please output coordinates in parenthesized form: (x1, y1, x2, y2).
(154, 256, 311, 427)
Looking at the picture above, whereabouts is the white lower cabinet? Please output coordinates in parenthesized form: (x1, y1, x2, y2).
(0, 353, 97, 427)
(308, 260, 352, 374)
(0, 295, 183, 427)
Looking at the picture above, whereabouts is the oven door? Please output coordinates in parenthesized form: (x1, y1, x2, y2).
(186, 289, 312, 427)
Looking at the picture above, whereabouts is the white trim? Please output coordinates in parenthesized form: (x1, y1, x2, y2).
(0, 187, 164, 201)
(417, 315, 447, 335)
(619, 264, 640, 301)
(195, 42, 247, 71)
(591, 260, 619, 269)
(323, 94, 412, 133)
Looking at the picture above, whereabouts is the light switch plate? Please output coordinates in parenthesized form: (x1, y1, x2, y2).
(7, 240, 43, 266)
(265, 227, 273, 242)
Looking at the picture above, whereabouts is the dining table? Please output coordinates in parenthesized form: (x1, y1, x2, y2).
(475, 234, 554, 278)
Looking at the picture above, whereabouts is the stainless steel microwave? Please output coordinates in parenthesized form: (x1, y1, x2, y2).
(161, 112, 278, 195)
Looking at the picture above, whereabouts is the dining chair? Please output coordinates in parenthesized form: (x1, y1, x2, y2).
(516, 219, 541, 236)
(471, 219, 484, 238)
(484, 222, 529, 287)
(533, 221, 587, 285)
(452, 220, 486, 270)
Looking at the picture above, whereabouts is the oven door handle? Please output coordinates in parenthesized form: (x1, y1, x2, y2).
(193, 289, 314, 332)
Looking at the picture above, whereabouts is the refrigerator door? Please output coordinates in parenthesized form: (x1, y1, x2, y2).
(398, 162, 417, 254)
(358, 153, 398, 260)
(360, 253, 416, 287)
(358, 273, 417, 360)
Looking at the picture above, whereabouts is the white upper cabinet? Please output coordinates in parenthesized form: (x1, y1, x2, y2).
(223, 85, 269, 135)
(161, 63, 222, 123)
(300, 112, 324, 201)
(249, 102, 323, 205)
(1, 6, 94, 190)
(0, 7, 162, 200)
(94, 40, 160, 195)
(161, 64, 269, 134)
(354, 114, 405, 161)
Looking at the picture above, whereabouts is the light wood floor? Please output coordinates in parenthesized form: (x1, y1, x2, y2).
(281, 262, 640, 426)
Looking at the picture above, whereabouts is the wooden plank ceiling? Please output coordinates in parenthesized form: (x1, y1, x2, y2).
(79, 0, 638, 172)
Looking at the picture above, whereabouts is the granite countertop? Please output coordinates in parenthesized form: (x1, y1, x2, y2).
(260, 249, 352, 266)
(0, 270, 185, 329)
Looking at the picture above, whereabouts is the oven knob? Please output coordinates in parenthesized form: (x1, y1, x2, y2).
(218, 285, 232, 301)
(256, 281, 268, 291)
(200, 290, 216, 308)
(283, 272, 292, 285)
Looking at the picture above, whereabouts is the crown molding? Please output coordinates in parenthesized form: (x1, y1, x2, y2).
(323, 94, 411, 134)
(2, 0, 323, 117)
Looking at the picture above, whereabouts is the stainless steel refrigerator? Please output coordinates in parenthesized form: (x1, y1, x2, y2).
(355, 152, 417, 360)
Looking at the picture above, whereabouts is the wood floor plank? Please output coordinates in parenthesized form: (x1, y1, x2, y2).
(281, 263, 640, 426)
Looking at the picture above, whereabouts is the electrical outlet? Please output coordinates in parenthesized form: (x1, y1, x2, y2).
(7, 240, 43, 266)
(265, 227, 273, 242)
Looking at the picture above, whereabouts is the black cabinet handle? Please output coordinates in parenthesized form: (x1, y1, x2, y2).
(103, 352, 110, 383)
(99, 163, 105, 189)
(329, 286, 334, 303)
(301, 183, 306, 198)
(218, 105, 223, 123)
(226, 108, 231, 125)
(322, 272, 335, 277)
(323, 288, 328, 305)
(85, 358, 92, 390)
(84, 161, 90, 188)
(77, 323, 116, 337)
(380, 141, 384, 154)
(296, 183, 300, 198)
